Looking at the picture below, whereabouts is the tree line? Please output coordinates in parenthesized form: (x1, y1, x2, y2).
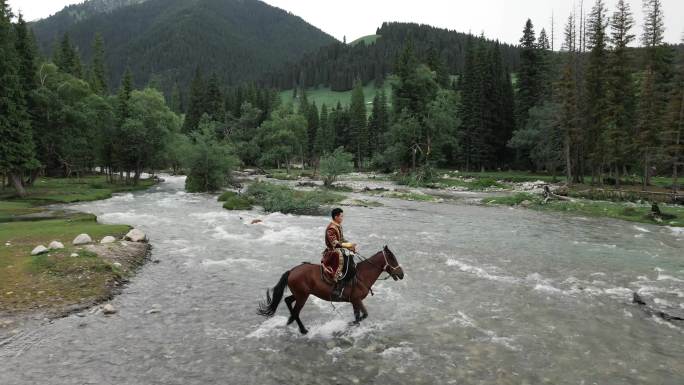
(509, 0, 683, 190)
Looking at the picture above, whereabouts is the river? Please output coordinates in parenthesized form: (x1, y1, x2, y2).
(1, 175, 683, 384)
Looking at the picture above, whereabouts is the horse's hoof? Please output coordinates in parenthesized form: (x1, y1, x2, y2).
(349, 321, 360, 326)
(300, 328, 308, 335)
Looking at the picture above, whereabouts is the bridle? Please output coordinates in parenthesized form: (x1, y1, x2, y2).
(356, 249, 402, 276)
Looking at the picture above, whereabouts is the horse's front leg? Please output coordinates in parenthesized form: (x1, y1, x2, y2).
(359, 301, 368, 320)
(350, 300, 363, 325)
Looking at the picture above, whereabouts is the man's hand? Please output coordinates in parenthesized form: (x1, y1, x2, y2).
(350, 243, 357, 253)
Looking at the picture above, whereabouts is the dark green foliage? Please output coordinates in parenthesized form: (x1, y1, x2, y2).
(184, 117, 238, 192)
(183, 68, 206, 134)
(222, 195, 252, 211)
(31, 0, 336, 93)
(245, 182, 343, 215)
(0, 1, 37, 196)
(88, 33, 107, 95)
(516, 19, 542, 131)
(459, 37, 516, 170)
(349, 81, 368, 166)
(268, 22, 521, 92)
(319, 147, 354, 186)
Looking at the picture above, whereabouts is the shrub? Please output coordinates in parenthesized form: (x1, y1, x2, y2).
(222, 196, 252, 210)
(245, 182, 343, 214)
(217, 191, 238, 202)
(320, 147, 354, 187)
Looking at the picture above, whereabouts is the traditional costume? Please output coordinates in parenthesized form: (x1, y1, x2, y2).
(321, 221, 354, 283)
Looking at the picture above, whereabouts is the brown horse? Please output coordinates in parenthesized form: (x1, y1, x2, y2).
(257, 245, 404, 334)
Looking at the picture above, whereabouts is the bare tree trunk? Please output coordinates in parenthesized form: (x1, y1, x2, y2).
(9, 172, 27, 197)
(565, 134, 572, 184)
(673, 91, 683, 193)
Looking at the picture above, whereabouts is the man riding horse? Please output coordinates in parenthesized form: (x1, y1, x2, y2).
(321, 208, 357, 300)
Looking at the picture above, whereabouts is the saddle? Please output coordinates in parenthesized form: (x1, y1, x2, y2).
(321, 251, 356, 283)
(320, 252, 356, 301)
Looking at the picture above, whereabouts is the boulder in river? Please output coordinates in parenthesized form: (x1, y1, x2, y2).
(72, 234, 92, 245)
(125, 229, 148, 243)
(100, 236, 117, 244)
(102, 304, 117, 315)
(31, 245, 49, 256)
(48, 241, 64, 250)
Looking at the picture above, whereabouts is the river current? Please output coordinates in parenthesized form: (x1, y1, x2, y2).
(1, 175, 683, 384)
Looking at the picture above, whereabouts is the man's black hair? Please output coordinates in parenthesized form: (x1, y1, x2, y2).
(331, 208, 343, 219)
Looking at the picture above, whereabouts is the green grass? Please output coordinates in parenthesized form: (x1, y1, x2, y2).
(0, 214, 131, 313)
(279, 83, 391, 111)
(349, 34, 380, 46)
(483, 193, 684, 227)
(0, 175, 156, 314)
(245, 182, 345, 215)
(0, 176, 155, 208)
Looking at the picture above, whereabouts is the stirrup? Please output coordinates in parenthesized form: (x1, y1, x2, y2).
(331, 282, 344, 300)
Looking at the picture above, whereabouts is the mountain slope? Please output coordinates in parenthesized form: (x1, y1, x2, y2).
(262, 22, 522, 91)
(31, 0, 337, 91)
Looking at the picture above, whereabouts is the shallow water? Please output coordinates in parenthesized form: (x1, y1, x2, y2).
(1, 175, 683, 384)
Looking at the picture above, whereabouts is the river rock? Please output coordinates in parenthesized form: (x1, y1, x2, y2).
(100, 236, 116, 244)
(251, 219, 263, 225)
(520, 200, 533, 207)
(31, 245, 49, 256)
(125, 229, 148, 243)
(73, 233, 92, 245)
(102, 304, 117, 315)
(113, 262, 122, 268)
(70, 253, 79, 257)
(48, 241, 64, 250)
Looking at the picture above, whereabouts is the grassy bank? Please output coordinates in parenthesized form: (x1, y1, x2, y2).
(483, 193, 684, 227)
(0, 176, 155, 319)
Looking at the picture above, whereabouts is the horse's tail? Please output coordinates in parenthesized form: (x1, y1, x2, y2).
(257, 270, 290, 317)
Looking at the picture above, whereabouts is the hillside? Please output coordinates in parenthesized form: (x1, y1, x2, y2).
(30, 0, 337, 92)
(279, 83, 392, 111)
(261, 22, 522, 92)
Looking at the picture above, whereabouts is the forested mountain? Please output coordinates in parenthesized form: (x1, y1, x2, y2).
(30, 0, 337, 92)
(260, 22, 522, 91)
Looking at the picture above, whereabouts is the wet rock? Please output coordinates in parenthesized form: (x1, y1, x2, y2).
(70, 253, 79, 257)
(113, 262, 122, 268)
(125, 229, 148, 243)
(100, 236, 117, 244)
(102, 304, 117, 315)
(48, 241, 64, 250)
(73, 233, 92, 245)
(152, 258, 161, 264)
(251, 219, 263, 225)
(519, 200, 533, 207)
(31, 245, 49, 255)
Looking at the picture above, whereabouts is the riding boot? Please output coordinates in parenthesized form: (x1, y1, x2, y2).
(331, 281, 344, 301)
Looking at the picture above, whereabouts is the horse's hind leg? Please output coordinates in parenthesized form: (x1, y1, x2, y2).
(292, 294, 309, 334)
(284, 295, 296, 325)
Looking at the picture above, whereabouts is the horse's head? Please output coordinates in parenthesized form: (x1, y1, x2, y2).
(382, 245, 404, 281)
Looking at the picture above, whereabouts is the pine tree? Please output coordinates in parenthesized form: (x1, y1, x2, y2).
(183, 68, 206, 133)
(205, 73, 225, 123)
(605, 0, 636, 187)
(170, 82, 183, 114)
(558, 13, 581, 183)
(314, 103, 329, 159)
(349, 80, 368, 167)
(55, 33, 82, 78)
(0, 1, 36, 196)
(89, 33, 107, 94)
(516, 19, 541, 131)
(583, 0, 610, 184)
(306, 101, 320, 162)
(14, 14, 37, 96)
(664, 39, 683, 193)
(637, 0, 669, 188)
